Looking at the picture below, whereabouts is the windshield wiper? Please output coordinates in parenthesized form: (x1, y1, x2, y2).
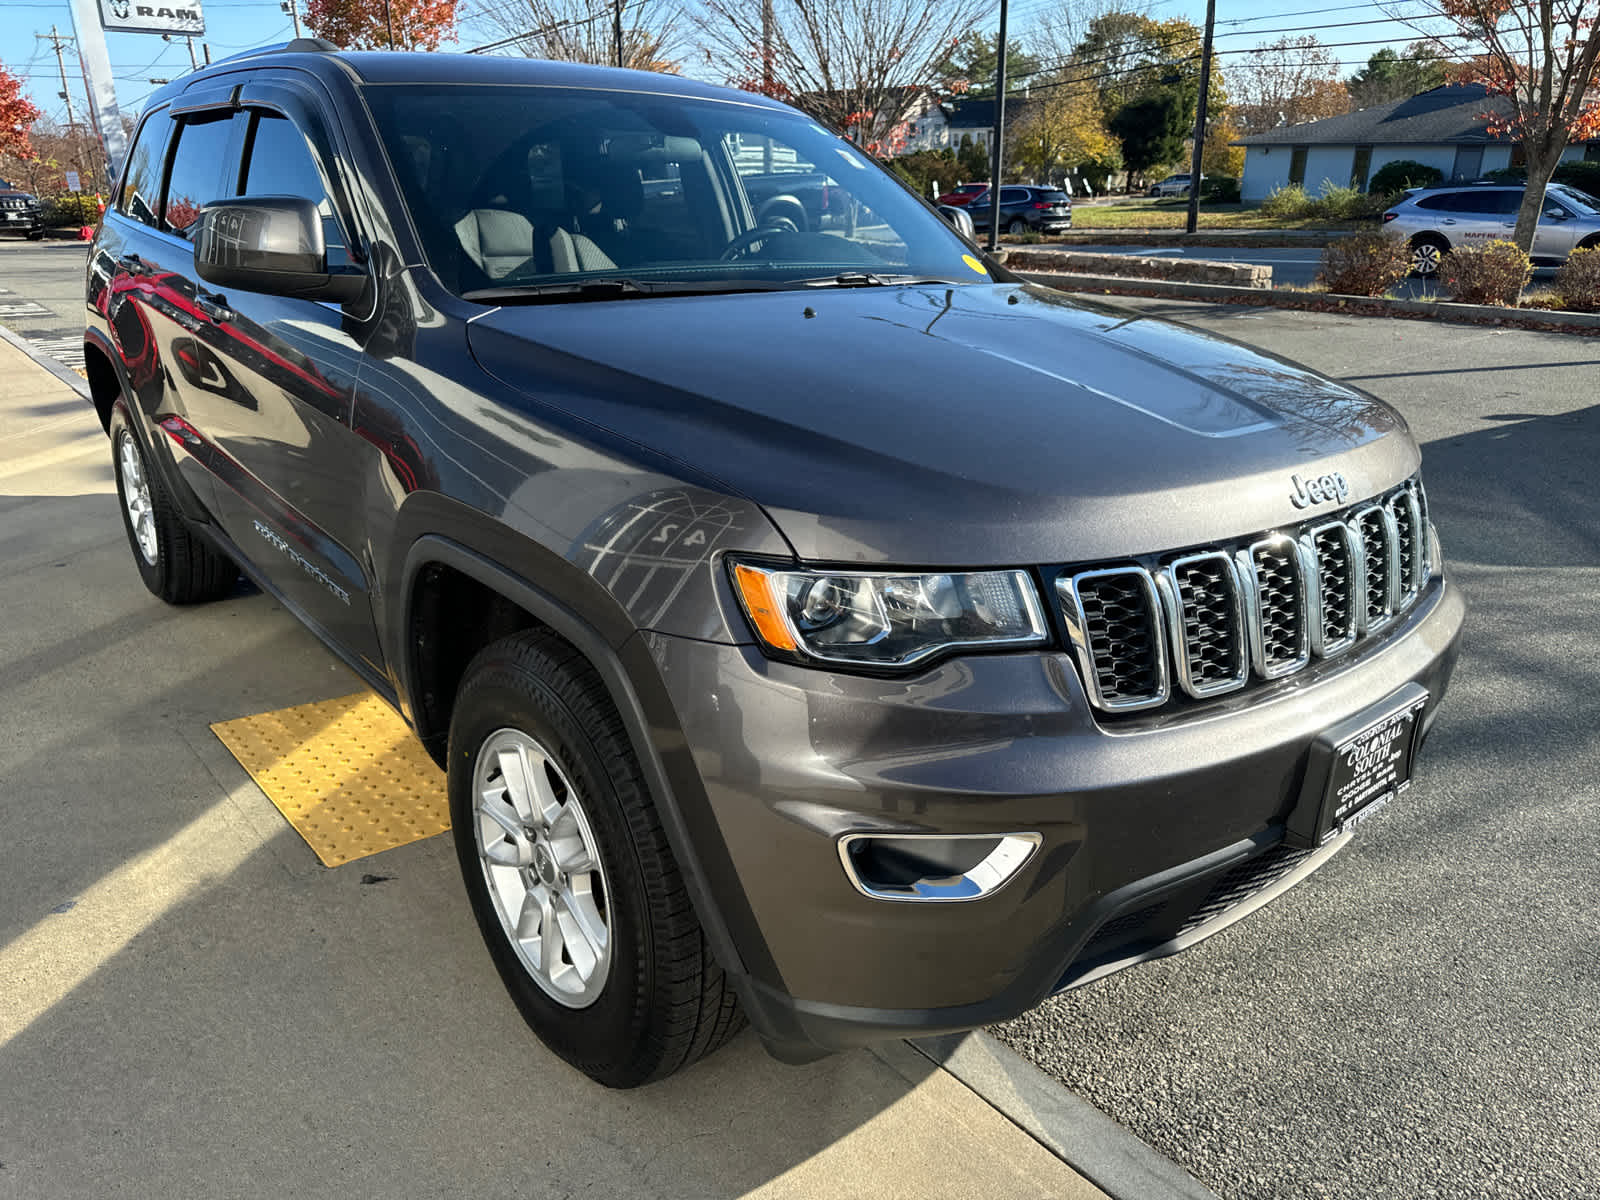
(796, 272, 969, 289)
(463, 278, 795, 304)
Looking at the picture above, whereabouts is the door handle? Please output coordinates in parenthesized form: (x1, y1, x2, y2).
(1440, 219, 1456, 225)
(194, 290, 234, 323)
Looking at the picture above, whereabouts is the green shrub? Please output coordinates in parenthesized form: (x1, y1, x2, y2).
(1440, 239, 1532, 306)
(1318, 232, 1413, 296)
(1261, 184, 1312, 219)
(1369, 159, 1443, 195)
(1201, 175, 1241, 203)
(1554, 244, 1600, 311)
(43, 193, 100, 226)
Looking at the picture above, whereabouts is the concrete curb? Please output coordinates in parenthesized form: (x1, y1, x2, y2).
(1007, 229, 1359, 249)
(0, 322, 91, 398)
(909, 1031, 1222, 1200)
(1019, 271, 1600, 335)
(1002, 249, 1270, 288)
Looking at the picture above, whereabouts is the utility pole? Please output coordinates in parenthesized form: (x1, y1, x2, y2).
(985, 0, 1009, 254)
(43, 27, 90, 185)
(281, 0, 302, 38)
(383, 0, 395, 47)
(1185, 0, 1215, 235)
(613, 0, 623, 68)
(185, 37, 199, 69)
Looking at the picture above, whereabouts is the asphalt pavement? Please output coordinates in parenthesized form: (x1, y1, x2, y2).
(995, 297, 1600, 1200)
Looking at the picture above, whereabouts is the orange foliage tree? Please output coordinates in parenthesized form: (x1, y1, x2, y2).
(304, 0, 457, 51)
(1407, 0, 1600, 251)
(0, 63, 43, 162)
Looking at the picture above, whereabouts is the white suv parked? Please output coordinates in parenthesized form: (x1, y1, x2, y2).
(1148, 173, 1194, 198)
(1381, 183, 1600, 275)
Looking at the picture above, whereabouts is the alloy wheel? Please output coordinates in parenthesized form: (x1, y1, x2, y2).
(118, 431, 159, 566)
(1411, 241, 1442, 276)
(472, 727, 612, 1008)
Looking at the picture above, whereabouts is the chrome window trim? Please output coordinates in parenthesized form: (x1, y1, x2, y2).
(1239, 534, 1312, 680)
(1302, 520, 1360, 659)
(1157, 552, 1249, 699)
(1057, 567, 1170, 711)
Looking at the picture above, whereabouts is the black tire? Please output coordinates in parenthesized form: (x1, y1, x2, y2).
(109, 406, 238, 605)
(1409, 233, 1449, 277)
(1007, 217, 1029, 235)
(447, 628, 743, 1087)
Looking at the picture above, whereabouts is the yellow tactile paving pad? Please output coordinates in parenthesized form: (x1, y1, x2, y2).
(211, 693, 450, 867)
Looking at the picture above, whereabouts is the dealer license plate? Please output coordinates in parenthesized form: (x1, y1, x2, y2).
(1287, 683, 1429, 847)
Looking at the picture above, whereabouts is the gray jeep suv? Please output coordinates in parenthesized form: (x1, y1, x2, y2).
(84, 42, 1463, 1087)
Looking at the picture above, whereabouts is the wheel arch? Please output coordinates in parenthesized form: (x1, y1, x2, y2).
(398, 534, 760, 987)
(755, 195, 807, 233)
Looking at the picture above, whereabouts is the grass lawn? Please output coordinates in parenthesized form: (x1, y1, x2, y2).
(1069, 200, 1363, 231)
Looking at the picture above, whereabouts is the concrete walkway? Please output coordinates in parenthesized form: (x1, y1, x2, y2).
(0, 331, 1108, 1199)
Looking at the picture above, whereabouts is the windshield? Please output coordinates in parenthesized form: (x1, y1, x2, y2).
(361, 83, 990, 299)
(1550, 183, 1599, 214)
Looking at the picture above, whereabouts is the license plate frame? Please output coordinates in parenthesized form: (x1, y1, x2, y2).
(1287, 682, 1429, 848)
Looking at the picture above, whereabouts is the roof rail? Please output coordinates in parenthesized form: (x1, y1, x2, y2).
(196, 37, 340, 70)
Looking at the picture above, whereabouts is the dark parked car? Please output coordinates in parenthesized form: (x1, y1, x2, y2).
(85, 42, 1463, 1088)
(935, 182, 988, 207)
(967, 184, 1072, 234)
(0, 184, 43, 238)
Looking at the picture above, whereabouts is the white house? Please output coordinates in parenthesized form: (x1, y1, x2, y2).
(1234, 83, 1600, 202)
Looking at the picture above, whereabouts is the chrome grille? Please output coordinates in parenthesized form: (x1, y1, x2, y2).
(1058, 568, 1168, 711)
(1245, 537, 1309, 677)
(1058, 476, 1433, 714)
(1306, 522, 1358, 656)
(1160, 553, 1247, 698)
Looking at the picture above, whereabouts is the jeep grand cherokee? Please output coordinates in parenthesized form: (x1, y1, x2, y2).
(83, 42, 1464, 1087)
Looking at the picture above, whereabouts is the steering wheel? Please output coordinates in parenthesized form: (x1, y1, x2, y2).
(719, 224, 791, 261)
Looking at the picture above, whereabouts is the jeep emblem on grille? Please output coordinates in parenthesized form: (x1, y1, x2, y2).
(1289, 471, 1350, 509)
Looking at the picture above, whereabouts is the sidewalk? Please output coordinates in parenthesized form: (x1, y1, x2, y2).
(0, 329, 1114, 1199)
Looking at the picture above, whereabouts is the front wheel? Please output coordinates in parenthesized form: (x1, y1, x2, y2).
(1410, 234, 1448, 277)
(448, 629, 743, 1087)
(109, 406, 237, 604)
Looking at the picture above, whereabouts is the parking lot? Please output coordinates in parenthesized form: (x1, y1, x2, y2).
(3, 242, 1596, 1199)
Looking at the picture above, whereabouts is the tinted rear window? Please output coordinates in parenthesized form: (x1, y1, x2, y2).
(1038, 190, 1070, 203)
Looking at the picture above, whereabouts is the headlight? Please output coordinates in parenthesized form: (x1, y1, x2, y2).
(730, 561, 1049, 668)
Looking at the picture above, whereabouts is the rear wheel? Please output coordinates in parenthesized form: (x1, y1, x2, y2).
(448, 628, 743, 1087)
(1410, 233, 1448, 277)
(109, 406, 237, 604)
(1007, 217, 1029, 235)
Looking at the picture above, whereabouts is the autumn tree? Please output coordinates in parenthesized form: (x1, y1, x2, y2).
(1008, 74, 1116, 181)
(1399, 0, 1600, 253)
(1230, 36, 1351, 133)
(695, 0, 988, 141)
(1346, 43, 1451, 108)
(471, 0, 682, 71)
(0, 63, 42, 163)
(305, 0, 457, 50)
(1201, 115, 1245, 178)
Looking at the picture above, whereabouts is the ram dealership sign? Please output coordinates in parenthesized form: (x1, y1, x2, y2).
(99, 0, 205, 36)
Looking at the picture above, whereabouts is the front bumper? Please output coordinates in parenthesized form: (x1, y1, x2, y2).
(644, 576, 1464, 1060)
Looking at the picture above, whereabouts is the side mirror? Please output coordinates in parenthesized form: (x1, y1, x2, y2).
(937, 204, 975, 239)
(194, 196, 366, 303)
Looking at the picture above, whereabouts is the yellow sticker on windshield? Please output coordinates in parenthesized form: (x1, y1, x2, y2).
(963, 254, 988, 276)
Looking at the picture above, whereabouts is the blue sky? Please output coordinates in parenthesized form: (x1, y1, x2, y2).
(2, 0, 1433, 129)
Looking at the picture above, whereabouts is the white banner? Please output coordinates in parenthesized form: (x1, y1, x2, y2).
(98, 0, 205, 37)
(69, 0, 129, 182)
(66, 170, 81, 192)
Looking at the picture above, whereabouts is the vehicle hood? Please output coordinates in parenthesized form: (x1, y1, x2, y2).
(466, 282, 1417, 565)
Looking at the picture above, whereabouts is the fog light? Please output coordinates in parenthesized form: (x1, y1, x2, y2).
(838, 832, 1040, 902)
